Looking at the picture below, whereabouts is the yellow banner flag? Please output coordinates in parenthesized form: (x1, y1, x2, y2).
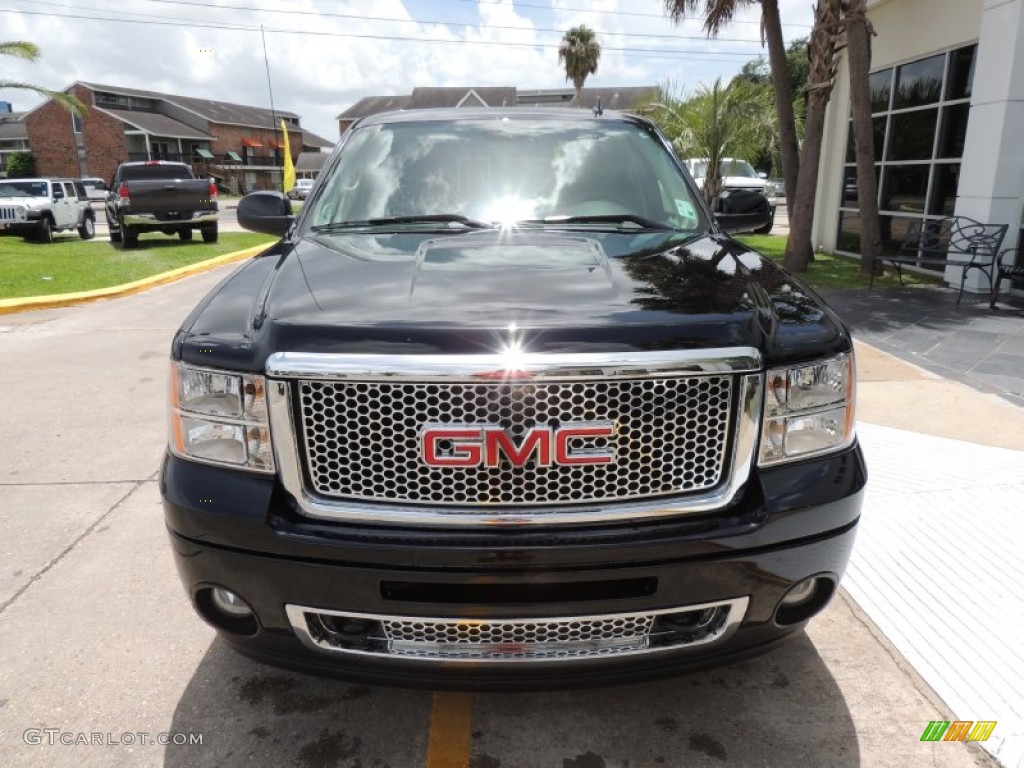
(281, 119, 296, 193)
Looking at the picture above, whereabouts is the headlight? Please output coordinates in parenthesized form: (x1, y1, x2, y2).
(169, 362, 274, 472)
(759, 352, 856, 465)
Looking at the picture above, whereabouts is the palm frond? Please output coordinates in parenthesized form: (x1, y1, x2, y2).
(0, 41, 41, 61)
(0, 81, 86, 117)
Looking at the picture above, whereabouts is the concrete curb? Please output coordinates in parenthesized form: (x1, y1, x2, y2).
(0, 242, 272, 316)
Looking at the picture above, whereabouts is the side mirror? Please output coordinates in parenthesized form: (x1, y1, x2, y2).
(758, 172, 768, 179)
(238, 191, 294, 237)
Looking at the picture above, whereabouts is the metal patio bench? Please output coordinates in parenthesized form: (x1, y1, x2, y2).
(992, 242, 1024, 308)
(870, 216, 1009, 304)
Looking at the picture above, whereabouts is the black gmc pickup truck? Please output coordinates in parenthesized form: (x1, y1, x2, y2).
(106, 161, 218, 248)
(162, 109, 866, 689)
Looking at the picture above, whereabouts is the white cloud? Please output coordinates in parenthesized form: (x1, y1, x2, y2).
(0, 0, 813, 142)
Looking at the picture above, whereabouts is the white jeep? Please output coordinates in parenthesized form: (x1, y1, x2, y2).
(0, 178, 96, 243)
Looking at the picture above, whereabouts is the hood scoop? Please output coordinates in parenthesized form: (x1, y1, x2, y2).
(408, 233, 619, 305)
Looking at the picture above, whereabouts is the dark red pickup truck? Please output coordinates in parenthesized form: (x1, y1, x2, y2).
(105, 161, 218, 248)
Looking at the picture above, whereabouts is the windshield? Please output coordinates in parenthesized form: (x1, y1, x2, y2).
(307, 118, 706, 232)
(0, 181, 48, 197)
(119, 164, 193, 181)
(721, 160, 759, 178)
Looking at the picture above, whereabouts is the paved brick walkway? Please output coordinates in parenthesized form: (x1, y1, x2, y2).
(823, 288, 1024, 408)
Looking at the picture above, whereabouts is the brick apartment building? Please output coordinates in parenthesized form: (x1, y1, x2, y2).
(14, 82, 333, 192)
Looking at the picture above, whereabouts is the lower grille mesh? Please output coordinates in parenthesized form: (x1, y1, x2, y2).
(286, 600, 749, 663)
(297, 376, 734, 506)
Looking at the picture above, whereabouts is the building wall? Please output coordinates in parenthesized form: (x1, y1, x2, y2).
(813, 0, 985, 252)
(79, 87, 128, 183)
(208, 123, 297, 162)
(24, 95, 79, 179)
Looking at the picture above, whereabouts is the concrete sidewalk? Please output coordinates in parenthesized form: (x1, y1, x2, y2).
(851, 343, 1024, 767)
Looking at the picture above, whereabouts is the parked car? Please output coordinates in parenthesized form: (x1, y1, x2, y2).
(163, 108, 864, 688)
(288, 178, 315, 200)
(684, 157, 776, 234)
(79, 177, 109, 202)
(0, 178, 96, 242)
(105, 161, 218, 249)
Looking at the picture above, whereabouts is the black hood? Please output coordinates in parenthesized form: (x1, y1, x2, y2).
(177, 230, 848, 371)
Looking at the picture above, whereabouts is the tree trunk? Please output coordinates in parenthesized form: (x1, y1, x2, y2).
(760, 0, 800, 211)
(784, 0, 842, 273)
(846, 0, 882, 275)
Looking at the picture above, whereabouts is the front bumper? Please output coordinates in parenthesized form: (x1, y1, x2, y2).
(161, 442, 866, 688)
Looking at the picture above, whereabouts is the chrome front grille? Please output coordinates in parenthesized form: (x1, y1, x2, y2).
(296, 376, 734, 506)
(285, 599, 749, 663)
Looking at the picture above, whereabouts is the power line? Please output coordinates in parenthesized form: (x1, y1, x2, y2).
(124, 0, 775, 45)
(423, 0, 813, 27)
(1, 8, 763, 59)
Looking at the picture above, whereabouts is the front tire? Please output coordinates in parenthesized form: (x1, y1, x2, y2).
(78, 215, 96, 240)
(201, 224, 218, 243)
(753, 209, 776, 235)
(35, 216, 54, 244)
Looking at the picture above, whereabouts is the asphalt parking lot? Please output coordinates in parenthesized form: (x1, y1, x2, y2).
(0, 262, 993, 768)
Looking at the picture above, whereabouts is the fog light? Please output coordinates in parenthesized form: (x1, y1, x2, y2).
(211, 587, 253, 618)
(780, 578, 817, 607)
(774, 575, 836, 626)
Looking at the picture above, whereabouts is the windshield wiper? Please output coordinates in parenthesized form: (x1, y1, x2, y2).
(312, 214, 496, 232)
(517, 214, 676, 231)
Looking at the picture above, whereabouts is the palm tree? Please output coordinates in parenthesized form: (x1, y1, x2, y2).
(558, 26, 601, 105)
(664, 1, 800, 212)
(650, 78, 772, 208)
(1, 41, 85, 116)
(783, 0, 843, 272)
(845, 0, 882, 275)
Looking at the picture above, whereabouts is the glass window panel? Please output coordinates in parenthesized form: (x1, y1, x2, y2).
(879, 215, 921, 256)
(870, 69, 892, 113)
(845, 117, 887, 162)
(894, 54, 945, 109)
(881, 165, 929, 215)
(937, 104, 970, 158)
(929, 163, 960, 216)
(946, 45, 977, 100)
(841, 165, 881, 207)
(889, 109, 937, 160)
(837, 211, 861, 253)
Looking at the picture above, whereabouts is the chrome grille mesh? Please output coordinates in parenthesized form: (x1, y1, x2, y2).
(383, 615, 653, 644)
(286, 599, 750, 662)
(297, 376, 733, 506)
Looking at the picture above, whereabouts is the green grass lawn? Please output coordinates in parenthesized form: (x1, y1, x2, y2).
(1, 232, 275, 299)
(736, 234, 945, 292)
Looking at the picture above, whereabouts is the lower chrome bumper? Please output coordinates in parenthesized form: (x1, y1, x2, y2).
(122, 211, 218, 226)
(285, 598, 748, 663)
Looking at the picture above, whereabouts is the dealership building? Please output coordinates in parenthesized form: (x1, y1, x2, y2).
(814, 0, 1023, 298)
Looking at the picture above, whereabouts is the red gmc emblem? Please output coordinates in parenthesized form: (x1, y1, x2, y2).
(421, 422, 616, 468)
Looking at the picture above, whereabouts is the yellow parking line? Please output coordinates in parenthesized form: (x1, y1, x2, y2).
(425, 691, 473, 768)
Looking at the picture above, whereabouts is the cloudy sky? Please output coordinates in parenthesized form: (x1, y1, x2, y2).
(1, 0, 815, 143)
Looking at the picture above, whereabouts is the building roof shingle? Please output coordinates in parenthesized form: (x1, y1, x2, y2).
(100, 108, 214, 140)
(80, 81, 299, 129)
(295, 151, 328, 172)
(336, 95, 412, 121)
(406, 87, 517, 110)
